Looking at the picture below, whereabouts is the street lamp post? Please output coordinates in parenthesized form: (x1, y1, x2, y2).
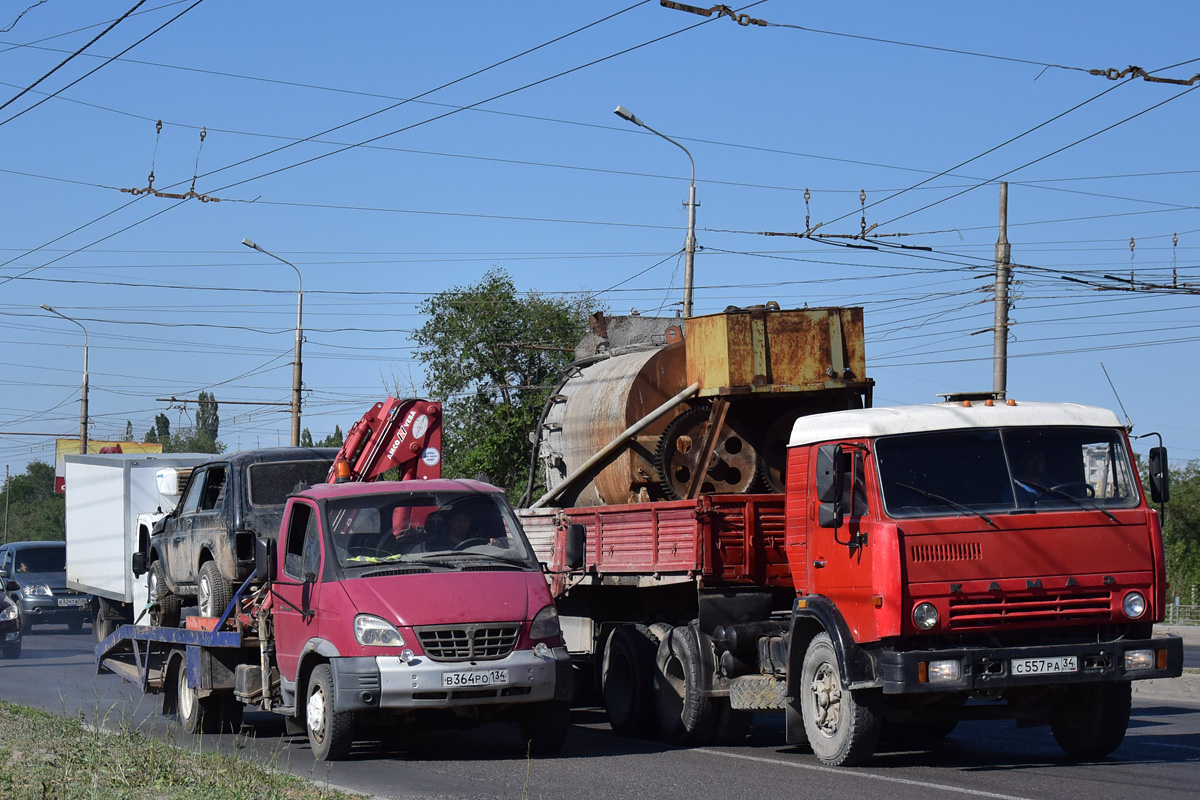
(614, 105, 697, 317)
(241, 238, 303, 447)
(40, 304, 89, 455)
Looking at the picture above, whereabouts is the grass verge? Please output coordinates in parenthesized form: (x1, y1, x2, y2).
(0, 700, 359, 800)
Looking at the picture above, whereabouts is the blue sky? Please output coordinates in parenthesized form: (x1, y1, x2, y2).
(2, 1, 1199, 477)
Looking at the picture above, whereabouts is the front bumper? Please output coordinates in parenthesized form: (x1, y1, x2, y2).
(879, 634, 1183, 694)
(19, 594, 90, 625)
(330, 646, 572, 713)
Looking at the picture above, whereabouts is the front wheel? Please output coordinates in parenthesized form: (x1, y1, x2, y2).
(307, 664, 355, 760)
(149, 561, 181, 628)
(1, 641, 19, 659)
(67, 617, 84, 634)
(798, 633, 881, 766)
(1050, 682, 1131, 759)
(518, 700, 570, 756)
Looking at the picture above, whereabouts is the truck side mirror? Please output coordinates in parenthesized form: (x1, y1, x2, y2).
(815, 444, 843, 503)
(131, 552, 147, 577)
(4, 579, 16, 592)
(255, 536, 275, 582)
(1148, 446, 1170, 503)
(815, 444, 845, 528)
(565, 523, 586, 570)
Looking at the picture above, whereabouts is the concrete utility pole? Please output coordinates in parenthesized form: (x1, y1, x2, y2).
(993, 182, 1011, 400)
(41, 304, 89, 454)
(613, 105, 698, 317)
(242, 239, 303, 446)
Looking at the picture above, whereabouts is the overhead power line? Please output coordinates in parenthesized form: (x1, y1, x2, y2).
(0, 0, 147, 119)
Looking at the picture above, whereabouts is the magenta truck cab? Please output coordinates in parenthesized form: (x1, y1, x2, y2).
(265, 478, 571, 759)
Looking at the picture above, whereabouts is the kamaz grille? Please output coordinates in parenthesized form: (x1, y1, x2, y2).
(415, 623, 520, 662)
(948, 591, 1111, 628)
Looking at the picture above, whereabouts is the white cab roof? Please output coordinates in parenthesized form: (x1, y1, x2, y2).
(788, 401, 1123, 448)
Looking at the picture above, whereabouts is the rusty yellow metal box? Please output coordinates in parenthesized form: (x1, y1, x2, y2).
(684, 305, 866, 396)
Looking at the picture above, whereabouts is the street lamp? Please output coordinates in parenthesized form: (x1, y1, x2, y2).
(614, 105, 698, 317)
(241, 238, 303, 447)
(40, 304, 89, 455)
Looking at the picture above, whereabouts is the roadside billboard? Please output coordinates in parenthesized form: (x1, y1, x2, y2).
(53, 439, 163, 492)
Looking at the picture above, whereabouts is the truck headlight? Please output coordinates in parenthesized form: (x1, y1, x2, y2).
(22, 584, 51, 598)
(912, 602, 939, 630)
(928, 660, 962, 683)
(528, 605, 561, 640)
(1124, 649, 1154, 671)
(354, 614, 405, 647)
(1122, 591, 1146, 619)
(0, 604, 17, 622)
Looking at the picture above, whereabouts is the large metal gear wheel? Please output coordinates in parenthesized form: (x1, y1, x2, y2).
(756, 415, 796, 494)
(655, 405, 760, 499)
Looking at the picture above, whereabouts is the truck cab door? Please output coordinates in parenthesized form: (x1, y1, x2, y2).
(272, 501, 323, 683)
(811, 445, 882, 641)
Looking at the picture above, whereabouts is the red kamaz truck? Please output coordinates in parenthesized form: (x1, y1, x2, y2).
(518, 305, 1182, 766)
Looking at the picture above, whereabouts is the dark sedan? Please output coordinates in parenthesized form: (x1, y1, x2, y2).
(0, 541, 90, 633)
(0, 594, 20, 657)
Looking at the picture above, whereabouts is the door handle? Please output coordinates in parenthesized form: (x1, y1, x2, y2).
(813, 560, 826, 569)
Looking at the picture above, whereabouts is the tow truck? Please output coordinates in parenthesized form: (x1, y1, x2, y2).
(96, 398, 572, 760)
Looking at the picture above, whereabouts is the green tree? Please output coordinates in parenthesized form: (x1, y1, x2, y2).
(301, 426, 343, 448)
(1161, 460, 1200, 603)
(145, 413, 170, 444)
(1, 461, 65, 542)
(196, 391, 219, 441)
(412, 268, 592, 496)
(123, 420, 134, 442)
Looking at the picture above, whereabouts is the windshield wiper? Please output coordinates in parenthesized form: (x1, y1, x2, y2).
(1016, 480, 1119, 524)
(896, 483, 998, 528)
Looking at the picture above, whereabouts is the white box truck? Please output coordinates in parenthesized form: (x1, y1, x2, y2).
(64, 453, 210, 640)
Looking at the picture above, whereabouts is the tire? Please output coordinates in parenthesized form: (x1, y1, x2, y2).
(67, 617, 83, 634)
(149, 561, 181, 628)
(653, 626, 717, 745)
(197, 561, 233, 619)
(601, 625, 661, 738)
(711, 700, 754, 745)
(176, 654, 221, 734)
(798, 633, 881, 766)
(93, 601, 116, 642)
(19, 612, 32, 635)
(306, 664, 354, 760)
(1050, 682, 1131, 759)
(518, 700, 570, 756)
(1, 641, 19, 659)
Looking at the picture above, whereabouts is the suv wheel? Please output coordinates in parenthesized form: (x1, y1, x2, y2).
(197, 562, 233, 619)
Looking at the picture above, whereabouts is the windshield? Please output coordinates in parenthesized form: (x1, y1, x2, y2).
(324, 491, 539, 570)
(875, 426, 1140, 519)
(13, 546, 65, 573)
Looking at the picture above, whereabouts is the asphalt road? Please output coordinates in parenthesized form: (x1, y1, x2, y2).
(3, 623, 1200, 800)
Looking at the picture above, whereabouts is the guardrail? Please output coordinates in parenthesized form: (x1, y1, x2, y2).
(1163, 604, 1200, 626)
